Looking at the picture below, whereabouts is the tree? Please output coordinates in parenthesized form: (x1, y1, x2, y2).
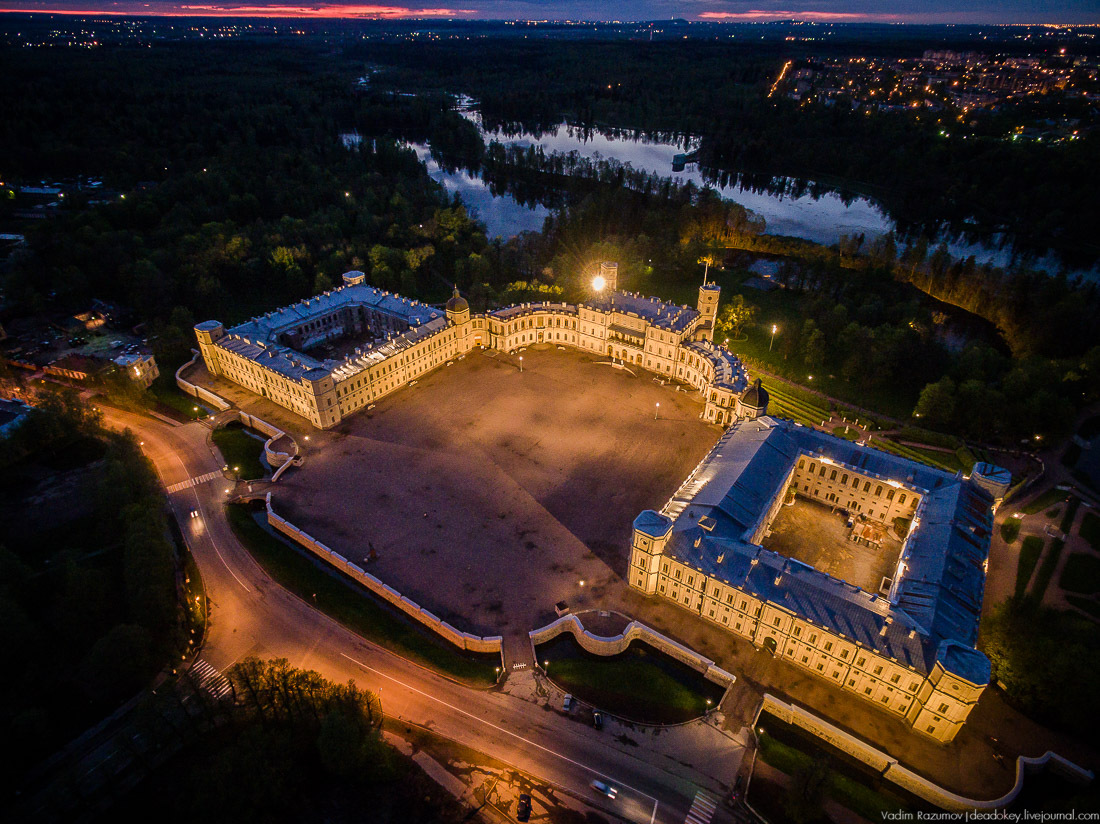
(717, 294, 756, 341)
(800, 319, 826, 369)
(913, 377, 957, 428)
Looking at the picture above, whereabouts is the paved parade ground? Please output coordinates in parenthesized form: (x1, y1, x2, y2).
(271, 345, 721, 635)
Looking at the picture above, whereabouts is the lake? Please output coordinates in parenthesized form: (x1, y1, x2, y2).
(411, 101, 1093, 279)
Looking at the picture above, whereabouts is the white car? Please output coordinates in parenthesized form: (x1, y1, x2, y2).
(590, 780, 618, 800)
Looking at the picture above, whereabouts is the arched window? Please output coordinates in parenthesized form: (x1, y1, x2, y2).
(875, 485, 883, 496)
(841, 474, 848, 484)
(899, 493, 907, 505)
(830, 469, 838, 481)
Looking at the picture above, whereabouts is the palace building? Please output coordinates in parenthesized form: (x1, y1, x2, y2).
(630, 417, 997, 743)
(194, 269, 758, 429)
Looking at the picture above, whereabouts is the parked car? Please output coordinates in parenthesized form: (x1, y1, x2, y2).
(562, 693, 574, 712)
(592, 711, 604, 730)
(516, 793, 531, 822)
(590, 780, 618, 800)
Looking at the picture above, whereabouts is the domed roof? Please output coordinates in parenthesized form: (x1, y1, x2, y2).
(742, 378, 769, 410)
(445, 286, 469, 313)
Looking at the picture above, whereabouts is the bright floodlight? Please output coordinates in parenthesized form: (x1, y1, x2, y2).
(592, 275, 606, 292)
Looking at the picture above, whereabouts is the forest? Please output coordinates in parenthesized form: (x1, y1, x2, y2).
(0, 387, 189, 789)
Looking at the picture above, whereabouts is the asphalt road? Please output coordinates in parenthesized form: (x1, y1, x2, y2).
(103, 406, 745, 824)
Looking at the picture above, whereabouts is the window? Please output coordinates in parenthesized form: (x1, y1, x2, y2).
(938, 702, 949, 714)
(841, 473, 848, 484)
(774, 617, 782, 627)
(798, 459, 805, 469)
(891, 674, 901, 684)
(793, 626, 802, 637)
(887, 489, 895, 500)
(809, 463, 816, 473)
(857, 657, 867, 667)
(809, 634, 817, 644)
(899, 493, 907, 505)
(927, 725, 936, 734)
(819, 466, 827, 477)
(802, 656, 809, 664)
(674, 569, 681, 580)
(864, 481, 871, 493)
(830, 469, 837, 481)
(865, 687, 873, 695)
(824, 642, 833, 652)
(876, 485, 883, 496)
(873, 665, 883, 676)
(817, 662, 825, 671)
(841, 649, 849, 659)
(848, 679, 856, 687)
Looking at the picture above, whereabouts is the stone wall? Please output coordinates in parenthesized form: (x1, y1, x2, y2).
(755, 694, 1093, 811)
(265, 495, 502, 657)
(529, 614, 735, 688)
(175, 352, 231, 412)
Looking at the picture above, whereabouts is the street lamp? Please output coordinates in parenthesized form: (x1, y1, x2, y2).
(519, 356, 523, 373)
(592, 275, 606, 292)
(769, 324, 778, 352)
(655, 402, 660, 420)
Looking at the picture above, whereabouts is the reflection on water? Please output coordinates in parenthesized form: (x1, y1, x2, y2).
(410, 143, 551, 238)
(412, 101, 1093, 278)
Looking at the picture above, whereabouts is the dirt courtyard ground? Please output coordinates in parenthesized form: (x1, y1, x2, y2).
(763, 497, 901, 594)
(272, 345, 721, 636)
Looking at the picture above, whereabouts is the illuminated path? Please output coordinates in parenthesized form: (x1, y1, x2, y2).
(103, 406, 746, 824)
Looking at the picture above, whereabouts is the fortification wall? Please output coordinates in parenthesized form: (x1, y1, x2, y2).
(529, 614, 735, 688)
(265, 495, 502, 657)
(755, 694, 1093, 811)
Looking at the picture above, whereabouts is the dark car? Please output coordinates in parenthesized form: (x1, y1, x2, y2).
(592, 711, 604, 730)
(517, 793, 531, 822)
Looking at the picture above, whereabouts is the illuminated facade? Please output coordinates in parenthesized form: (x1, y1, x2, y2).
(195, 270, 759, 429)
(630, 417, 996, 744)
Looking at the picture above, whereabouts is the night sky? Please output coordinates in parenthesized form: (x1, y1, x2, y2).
(1, 1, 1098, 25)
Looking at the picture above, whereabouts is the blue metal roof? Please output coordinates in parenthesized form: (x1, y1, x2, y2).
(657, 417, 992, 678)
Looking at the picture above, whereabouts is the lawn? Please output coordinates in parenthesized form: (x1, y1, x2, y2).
(1065, 595, 1100, 621)
(148, 375, 210, 421)
(1058, 553, 1100, 595)
(1080, 512, 1100, 552)
(212, 422, 267, 480)
(1059, 498, 1082, 534)
(534, 634, 725, 724)
(868, 436, 963, 473)
(1016, 536, 1045, 598)
(755, 719, 919, 821)
(225, 504, 499, 686)
(1022, 488, 1069, 515)
(1000, 518, 1021, 544)
(1032, 539, 1066, 602)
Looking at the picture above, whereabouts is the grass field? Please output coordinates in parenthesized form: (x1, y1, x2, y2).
(1066, 595, 1100, 621)
(148, 375, 209, 420)
(212, 422, 267, 480)
(1016, 536, 1045, 598)
(755, 720, 918, 821)
(534, 634, 724, 724)
(1059, 553, 1100, 595)
(1022, 488, 1069, 515)
(868, 436, 962, 473)
(1032, 538, 1066, 602)
(762, 380, 830, 428)
(1081, 512, 1100, 551)
(225, 504, 500, 686)
(1000, 518, 1022, 544)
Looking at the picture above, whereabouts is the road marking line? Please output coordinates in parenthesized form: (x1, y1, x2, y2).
(340, 651, 661, 821)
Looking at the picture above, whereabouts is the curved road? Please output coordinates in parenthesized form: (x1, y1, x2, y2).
(104, 406, 745, 824)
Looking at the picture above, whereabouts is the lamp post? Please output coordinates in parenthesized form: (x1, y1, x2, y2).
(769, 324, 778, 352)
(655, 402, 660, 420)
(519, 356, 523, 373)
